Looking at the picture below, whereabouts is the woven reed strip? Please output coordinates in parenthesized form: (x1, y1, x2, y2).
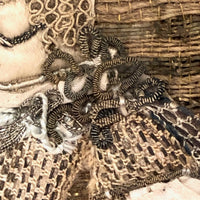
(0, 136, 88, 200)
(96, 1, 200, 23)
(97, 0, 198, 3)
(97, 16, 200, 58)
(68, 171, 90, 200)
(97, 17, 200, 30)
(0, 2, 199, 200)
(95, 1, 200, 114)
(97, 0, 200, 12)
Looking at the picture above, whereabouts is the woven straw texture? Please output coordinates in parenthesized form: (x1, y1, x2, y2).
(0, 1, 200, 200)
(95, 0, 200, 114)
(0, 136, 91, 200)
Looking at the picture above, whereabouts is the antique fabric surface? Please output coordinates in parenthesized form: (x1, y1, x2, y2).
(0, 0, 200, 200)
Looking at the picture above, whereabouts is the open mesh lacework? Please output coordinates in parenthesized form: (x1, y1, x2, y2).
(28, 0, 95, 51)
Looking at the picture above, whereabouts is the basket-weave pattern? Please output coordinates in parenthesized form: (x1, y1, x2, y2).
(96, 0, 200, 114)
(0, 136, 90, 200)
(0, 1, 200, 200)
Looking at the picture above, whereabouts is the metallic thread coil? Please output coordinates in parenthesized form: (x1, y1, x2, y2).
(0, 23, 46, 47)
(42, 49, 80, 83)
